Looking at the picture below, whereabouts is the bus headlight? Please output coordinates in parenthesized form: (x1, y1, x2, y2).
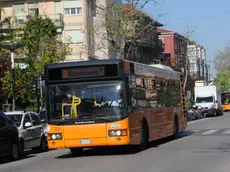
(108, 129, 127, 137)
(48, 133, 62, 140)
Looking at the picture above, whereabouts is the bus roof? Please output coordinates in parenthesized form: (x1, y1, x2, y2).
(46, 59, 121, 69)
(46, 59, 181, 80)
(125, 60, 181, 80)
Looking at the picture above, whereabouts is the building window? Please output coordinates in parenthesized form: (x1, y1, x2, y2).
(65, 30, 83, 44)
(190, 63, 195, 71)
(64, 7, 82, 15)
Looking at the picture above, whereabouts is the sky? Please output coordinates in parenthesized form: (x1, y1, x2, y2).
(143, 0, 230, 77)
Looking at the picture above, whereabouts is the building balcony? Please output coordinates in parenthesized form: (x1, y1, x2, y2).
(0, 14, 64, 31)
(125, 28, 159, 47)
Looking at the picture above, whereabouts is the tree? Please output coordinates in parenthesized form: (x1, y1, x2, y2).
(0, 17, 71, 109)
(214, 42, 230, 72)
(213, 68, 230, 92)
(0, 51, 11, 109)
(90, 0, 163, 59)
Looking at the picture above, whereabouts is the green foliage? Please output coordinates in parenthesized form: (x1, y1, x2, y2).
(0, 16, 71, 109)
(213, 68, 230, 92)
(214, 43, 230, 72)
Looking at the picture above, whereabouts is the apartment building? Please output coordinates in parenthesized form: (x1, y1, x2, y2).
(0, 0, 121, 60)
(157, 28, 188, 72)
(122, 4, 164, 64)
(187, 44, 207, 81)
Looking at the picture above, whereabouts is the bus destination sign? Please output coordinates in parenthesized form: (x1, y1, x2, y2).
(62, 66, 105, 79)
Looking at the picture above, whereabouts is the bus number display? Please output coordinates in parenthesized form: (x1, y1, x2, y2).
(62, 66, 105, 79)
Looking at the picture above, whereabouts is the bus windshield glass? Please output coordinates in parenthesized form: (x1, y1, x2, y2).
(48, 81, 125, 121)
(221, 93, 230, 104)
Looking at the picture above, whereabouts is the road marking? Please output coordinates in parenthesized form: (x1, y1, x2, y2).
(190, 129, 200, 132)
(188, 118, 212, 124)
(201, 129, 218, 135)
(222, 129, 230, 135)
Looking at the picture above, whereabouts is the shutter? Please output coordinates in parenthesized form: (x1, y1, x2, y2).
(65, 30, 83, 43)
(64, 0, 82, 8)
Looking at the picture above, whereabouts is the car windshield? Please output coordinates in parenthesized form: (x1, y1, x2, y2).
(196, 96, 214, 103)
(48, 81, 125, 121)
(7, 114, 23, 127)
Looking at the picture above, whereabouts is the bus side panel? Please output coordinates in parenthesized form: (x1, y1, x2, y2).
(222, 104, 230, 111)
(164, 107, 175, 137)
(149, 108, 167, 140)
(175, 107, 186, 132)
(128, 109, 149, 145)
(128, 106, 186, 145)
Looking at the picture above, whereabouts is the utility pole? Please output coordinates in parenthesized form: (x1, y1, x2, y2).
(0, 42, 25, 111)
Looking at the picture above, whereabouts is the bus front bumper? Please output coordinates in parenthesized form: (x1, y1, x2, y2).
(48, 136, 131, 149)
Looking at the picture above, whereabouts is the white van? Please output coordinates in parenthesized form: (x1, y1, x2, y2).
(194, 85, 223, 117)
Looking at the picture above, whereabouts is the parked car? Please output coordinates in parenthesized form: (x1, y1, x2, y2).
(38, 110, 48, 147)
(39, 111, 47, 135)
(5, 111, 47, 153)
(0, 111, 20, 160)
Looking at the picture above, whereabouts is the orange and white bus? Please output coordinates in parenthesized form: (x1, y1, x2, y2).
(221, 92, 230, 111)
(44, 59, 187, 154)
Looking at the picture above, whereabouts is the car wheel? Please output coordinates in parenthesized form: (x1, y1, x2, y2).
(10, 143, 19, 160)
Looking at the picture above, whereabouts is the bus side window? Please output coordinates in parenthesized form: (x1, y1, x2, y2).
(126, 75, 137, 110)
(147, 79, 157, 108)
(175, 81, 181, 106)
(156, 80, 164, 107)
(136, 77, 147, 108)
(125, 76, 132, 106)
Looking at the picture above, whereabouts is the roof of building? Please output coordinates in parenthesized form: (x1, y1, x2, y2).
(157, 28, 173, 33)
(158, 28, 188, 41)
(121, 4, 163, 26)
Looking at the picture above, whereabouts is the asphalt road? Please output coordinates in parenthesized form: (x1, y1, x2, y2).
(1, 112, 230, 172)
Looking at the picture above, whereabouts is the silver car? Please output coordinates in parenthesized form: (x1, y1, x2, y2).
(5, 111, 47, 152)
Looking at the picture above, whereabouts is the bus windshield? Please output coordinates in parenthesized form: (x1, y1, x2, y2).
(221, 93, 230, 104)
(48, 81, 125, 121)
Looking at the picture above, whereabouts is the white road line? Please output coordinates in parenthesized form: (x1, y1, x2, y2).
(188, 118, 212, 124)
(222, 129, 230, 135)
(190, 129, 201, 133)
(201, 129, 218, 135)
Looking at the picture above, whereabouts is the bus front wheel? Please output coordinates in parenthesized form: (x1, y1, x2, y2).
(139, 121, 149, 151)
(70, 148, 83, 156)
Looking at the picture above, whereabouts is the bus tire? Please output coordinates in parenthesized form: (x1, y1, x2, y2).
(173, 116, 179, 139)
(70, 148, 83, 156)
(139, 120, 149, 151)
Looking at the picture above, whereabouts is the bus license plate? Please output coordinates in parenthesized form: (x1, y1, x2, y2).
(80, 139, 92, 144)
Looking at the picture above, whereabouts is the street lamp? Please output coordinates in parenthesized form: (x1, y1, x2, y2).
(0, 42, 25, 111)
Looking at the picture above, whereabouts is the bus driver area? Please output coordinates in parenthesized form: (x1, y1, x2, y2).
(47, 81, 130, 149)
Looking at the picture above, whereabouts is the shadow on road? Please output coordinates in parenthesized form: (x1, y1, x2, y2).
(56, 130, 193, 159)
(28, 148, 55, 155)
(0, 154, 36, 165)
